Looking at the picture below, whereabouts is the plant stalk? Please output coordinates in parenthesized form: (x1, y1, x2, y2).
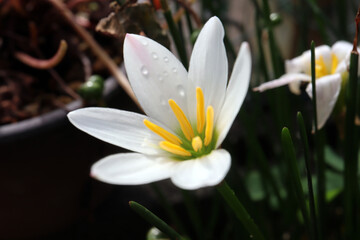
(216, 181, 265, 240)
(160, 0, 188, 69)
(311, 40, 325, 240)
(297, 112, 319, 240)
(129, 201, 186, 240)
(344, 50, 359, 240)
(281, 127, 311, 237)
(48, 0, 139, 108)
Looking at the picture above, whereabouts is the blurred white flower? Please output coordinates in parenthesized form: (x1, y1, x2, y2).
(68, 17, 252, 190)
(254, 41, 360, 129)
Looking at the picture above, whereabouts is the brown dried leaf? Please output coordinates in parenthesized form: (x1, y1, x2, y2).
(96, 12, 125, 37)
(96, 2, 170, 49)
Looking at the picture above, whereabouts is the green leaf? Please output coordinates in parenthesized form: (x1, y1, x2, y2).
(129, 201, 185, 240)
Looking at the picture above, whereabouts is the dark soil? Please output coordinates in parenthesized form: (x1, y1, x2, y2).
(0, 0, 123, 125)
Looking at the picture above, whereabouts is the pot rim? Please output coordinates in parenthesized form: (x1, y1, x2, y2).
(0, 77, 118, 143)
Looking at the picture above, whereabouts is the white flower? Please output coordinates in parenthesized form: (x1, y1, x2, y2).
(254, 41, 360, 129)
(67, 17, 252, 190)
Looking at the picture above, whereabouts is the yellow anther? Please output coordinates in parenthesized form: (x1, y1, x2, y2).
(143, 119, 182, 145)
(315, 55, 327, 78)
(196, 87, 205, 134)
(331, 54, 339, 74)
(192, 136, 203, 152)
(159, 141, 192, 157)
(168, 99, 195, 140)
(204, 106, 214, 146)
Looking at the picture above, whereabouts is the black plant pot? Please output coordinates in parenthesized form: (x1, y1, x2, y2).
(0, 78, 122, 239)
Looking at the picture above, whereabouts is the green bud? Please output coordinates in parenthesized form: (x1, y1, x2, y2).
(269, 13, 282, 26)
(78, 75, 104, 101)
(88, 75, 105, 88)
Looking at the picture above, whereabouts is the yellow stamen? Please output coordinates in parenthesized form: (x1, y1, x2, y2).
(196, 87, 205, 134)
(204, 106, 214, 146)
(315, 55, 327, 78)
(143, 119, 182, 145)
(168, 99, 195, 140)
(159, 141, 191, 157)
(192, 136, 203, 152)
(331, 54, 339, 74)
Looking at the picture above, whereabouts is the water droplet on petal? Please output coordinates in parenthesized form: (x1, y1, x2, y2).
(141, 66, 149, 77)
(158, 76, 164, 82)
(163, 71, 169, 77)
(172, 67, 178, 74)
(151, 52, 158, 60)
(163, 56, 169, 63)
(177, 85, 185, 97)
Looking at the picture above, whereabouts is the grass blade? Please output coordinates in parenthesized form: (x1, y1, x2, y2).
(129, 201, 186, 240)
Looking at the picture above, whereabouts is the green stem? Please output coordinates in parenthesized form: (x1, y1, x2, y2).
(311, 40, 325, 240)
(344, 50, 359, 239)
(260, 0, 290, 129)
(281, 128, 311, 235)
(310, 41, 318, 131)
(185, 11, 194, 36)
(255, 11, 270, 82)
(297, 112, 319, 240)
(216, 181, 265, 240)
(129, 201, 186, 240)
(260, 0, 282, 78)
(160, 0, 188, 69)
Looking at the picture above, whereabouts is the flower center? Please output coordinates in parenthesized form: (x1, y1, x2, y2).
(315, 54, 338, 79)
(144, 87, 216, 159)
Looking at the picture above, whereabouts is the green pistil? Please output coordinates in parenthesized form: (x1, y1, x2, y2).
(172, 129, 218, 161)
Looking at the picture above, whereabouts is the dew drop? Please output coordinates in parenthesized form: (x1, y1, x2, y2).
(141, 40, 148, 46)
(163, 71, 169, 77)
(158, 76, 164, 82)
(141, 66, 149, 77)
(163, 56, 169, 63)
(151, 52, 158, 60)
(172, 67, 178, 74)
(177, 85, 185, 97)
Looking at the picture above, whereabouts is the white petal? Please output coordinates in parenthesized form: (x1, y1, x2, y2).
(332, 41, 360, 76)
(285, 55, 307, 73)
(170, 149, 231, 190)
(305, 74, 342, 129)
(292, 45, 332, 75)
(91, 153, 175, 185)
(253, 73, 311, 93)
(288, 80, 302, 95)
(123, 34, 189, 130)
(68, 107, 166, 155)
(216, 43, 251, 147)
(331, 41, 353, 62)
(187, 16, 228, 123)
